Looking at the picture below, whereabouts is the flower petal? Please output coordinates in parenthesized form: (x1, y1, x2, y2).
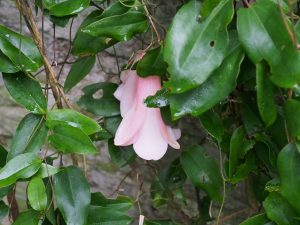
(133, 109, 168, 160)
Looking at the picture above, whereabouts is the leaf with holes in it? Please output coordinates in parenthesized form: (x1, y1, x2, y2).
(256, 62, 277, 127)
(7, 114, 47, 161)
(0, 153, 42, 188)
(82, 11, 148, 41)
(237, 0, 300, 88)
(46, 109, 102, 135)
(42, 0, 90, 17)
(164, 0, 234, 93)
(64, 55, 96, 92)
(180, 145, 222, 202)
(78, 83, 120, 117)
(54, 166, 90, 225)
(3, 73, 47, 114)
(48, 124, 98, 154)
(0, 25, 42, 72)
(168, 36, 244, 119)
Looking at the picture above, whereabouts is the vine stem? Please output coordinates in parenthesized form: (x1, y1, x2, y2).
(15, 0, 63, 108)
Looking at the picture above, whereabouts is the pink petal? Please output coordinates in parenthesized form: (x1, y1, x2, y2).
(114, 71, 139, 117)
(133, 109, 168, 160)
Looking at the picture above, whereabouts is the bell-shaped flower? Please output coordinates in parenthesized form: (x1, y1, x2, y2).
(114, 70, 181, 160)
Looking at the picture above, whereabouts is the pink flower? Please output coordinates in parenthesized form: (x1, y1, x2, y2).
(114, 70, 181, 160)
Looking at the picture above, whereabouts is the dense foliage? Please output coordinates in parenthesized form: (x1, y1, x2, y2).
(1, 0, 300, 224)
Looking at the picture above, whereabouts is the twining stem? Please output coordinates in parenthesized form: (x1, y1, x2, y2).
(15, 0, 63, 108)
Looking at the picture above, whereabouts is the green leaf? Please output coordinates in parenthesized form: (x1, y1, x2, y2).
(180, 145, 223, 202)
(28, 176, 47, 211)
(64, 56, 96, 92)
(199, 110, 224, 141)
(256, 62, 277, 126)
(164, 0, 234, 93)
(237, 0, 300, 88)
(42, 0, 90, 17)
(240, 214, 271, 225)
(48, 124, 97, 154)
(103, 116, 122, 135)
(263, 192, 300, 225)
(91, 192, 132, 210)
(0, 153, 42, 188)
(0, 50, 19, 73)
(278, 143, 300, 213)
(54, 166, 90, 225)
(169, 39, 244, 119)
(144, 89, 169, 108)
(0, 25, 42, 72)
(12, 210, 40, 225)
(89, 193, 133, 224)
(35, 164, 61, 179)
(72, 1, 133, 55)
(0, 145, 8, 168)
(78, 83, 120, 117)
(0, 201, 8, 222)
(3, 72, 47, 114)
(229, 126, 255, 178)
(137, 47, 167, 77)
(7, 114, 47, 161)
(283, 99, 300, 138)
(82, 11, 148, 41)
(200, 0, 221, 18)
(230, 153, 256, 184)
(46, 109, 102, 135)
(108, 139, 136, 167)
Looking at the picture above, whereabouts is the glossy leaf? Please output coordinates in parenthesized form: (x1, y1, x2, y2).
(46, 109, 102, 135)
(283, 99, 300, 138)
(64, 56, 96, 92)
(48, 124, 98, 154)
(72, 1, 132, 55)
(0, 50, 18, 73)
(180, 145, 222, 202)
(164, 0, 234, 93)
(82, 11, 148, 41)
(7, 114, 47, 161)
(256, 62, 277, 126)
(0, 25, 42, 72)
(137, 47, 167, 77)
(108, 139, 136, 167)
(0, 153, 42, 188)
(278, 143, 300, 213)
(144, 89, 169, 108)
(229, 126, 255, 178)
(237, 0, 300, 88)
(169, 39, 244, 119)
(54, 166, 90, 225)
(200, 0, 221, 18)
(240, 214, 271, 225)
(88, 193, 133, 225)
(12, 210, 40, 225)
(42, 0, 90, 17)
(3, 73, 47, 114)
(28, 176, 47, 211)
(78, 83, 120, 117)
(35, 164, 61, 179)
(263, 192, 300, 225)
